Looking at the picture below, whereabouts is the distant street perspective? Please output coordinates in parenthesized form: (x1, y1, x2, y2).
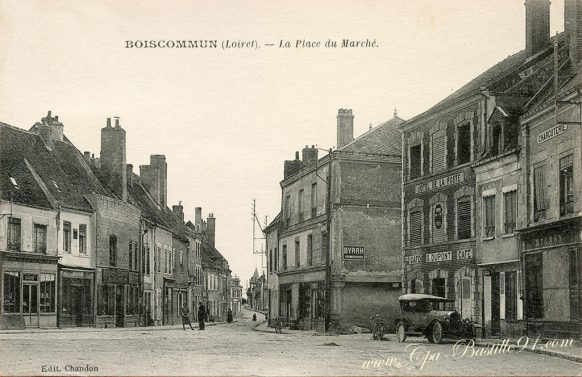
(0, 308, 580, 376)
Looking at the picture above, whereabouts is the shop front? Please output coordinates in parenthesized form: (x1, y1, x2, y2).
(96, 267, 140, 328)
(58, 267, 94, 327)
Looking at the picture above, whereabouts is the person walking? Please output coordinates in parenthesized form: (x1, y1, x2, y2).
(227, 308, 233, 323)
(197, 302, 206, 330)
(181, 303, 194, 330)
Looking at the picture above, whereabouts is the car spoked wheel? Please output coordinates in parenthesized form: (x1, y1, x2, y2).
(431, 322, 443, 344)
(396, 321, 407, 343)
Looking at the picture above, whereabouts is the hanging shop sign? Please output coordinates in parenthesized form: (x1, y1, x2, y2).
(343, 246, 365, 260)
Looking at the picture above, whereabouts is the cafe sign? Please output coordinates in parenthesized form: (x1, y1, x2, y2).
(537, 124, 568, 144)
(343, 246, 365, 260)
(415, 172, 465, 194)
(406, 248, 474, 264)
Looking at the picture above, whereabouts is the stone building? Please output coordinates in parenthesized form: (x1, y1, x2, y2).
(273, 108, 404, 332)
(400, 0, 581, 338)
(264, 212, 280, 323)
(230, 275, 243, 316)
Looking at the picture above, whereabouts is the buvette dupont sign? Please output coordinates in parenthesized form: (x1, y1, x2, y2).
(537, 124, 568, 143)
(343, 246, 365, 259)
(405, 249, 473, 264)
(414, 172, 465, 194)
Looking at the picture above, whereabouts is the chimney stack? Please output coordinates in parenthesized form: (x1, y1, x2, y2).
(126, 164, 133, 187)
(565, 0, 582, 67)
(150, 155, 167, 207)
(100, 117, 127, 201)
(525, 0, 551, 56)
(195, 207, 202, 229)
(139, 155, 167, 207)
(283, 151, 302, 179)
(173, 202, 184, 223)
(302, 145, 318, 165)
(337, 108, 354, 149)
(206, 213, 216, 249)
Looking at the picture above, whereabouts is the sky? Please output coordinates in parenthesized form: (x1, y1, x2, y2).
(0, 1, 565, 287)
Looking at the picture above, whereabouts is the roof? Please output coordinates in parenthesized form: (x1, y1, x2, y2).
(339, 115, 404, 156)
(264, 212, 281, 232)
(398, 294, 454, 301)
(0, 122, 108, 212)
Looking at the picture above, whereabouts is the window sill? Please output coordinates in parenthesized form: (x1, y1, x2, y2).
(482, 236, 495, 241)
(502, 233, 516, 238)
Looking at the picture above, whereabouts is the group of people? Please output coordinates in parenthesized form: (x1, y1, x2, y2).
(180, 303, 234, 330)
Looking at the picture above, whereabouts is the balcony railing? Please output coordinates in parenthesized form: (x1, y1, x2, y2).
(560, 201, 574, 216)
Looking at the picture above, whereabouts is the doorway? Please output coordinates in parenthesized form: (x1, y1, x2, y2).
(115, 285, 125, 328)
(491, 273, 500, 336)
(72, 285, 84, 326)
(23, 283, 39, 327)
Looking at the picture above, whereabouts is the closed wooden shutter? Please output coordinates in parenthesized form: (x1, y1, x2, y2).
(432, 133, 446, 172)
(457, 198, 472, 239)
(409, 211, 422, 246)
(533, 166, 546, 221)
(484, 195, 496, 237)
(410, 144, 422, 179)
(504, 190, 517, 233)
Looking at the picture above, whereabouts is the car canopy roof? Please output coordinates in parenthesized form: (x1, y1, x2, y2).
(398, 293, 454, 302)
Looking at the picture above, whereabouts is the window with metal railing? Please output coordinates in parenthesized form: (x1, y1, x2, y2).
(560, 154, 574, 216)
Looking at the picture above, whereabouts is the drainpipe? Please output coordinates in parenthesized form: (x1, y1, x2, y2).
(325, 149, 333, 332)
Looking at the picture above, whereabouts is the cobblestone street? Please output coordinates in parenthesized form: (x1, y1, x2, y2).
(0, 309, 580, 376)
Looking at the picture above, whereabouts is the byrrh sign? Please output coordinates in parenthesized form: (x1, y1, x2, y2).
(415, 172, 465, 194)
(343, 246, 365, 259)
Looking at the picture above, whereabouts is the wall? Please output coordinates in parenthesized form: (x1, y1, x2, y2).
(0, 203, 57, 255)
(341, 282, 401, 332)
(57, 210, 95, 269)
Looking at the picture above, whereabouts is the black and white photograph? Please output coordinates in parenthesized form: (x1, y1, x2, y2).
(0, 1, 580, 376)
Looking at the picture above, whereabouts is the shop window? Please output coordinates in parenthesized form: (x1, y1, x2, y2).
(533, 165, 547, 221)
(298, 189, 304, 222)
(409, 144, 422, 179)
(109, 235, 117, 266)
(569, 248, 580, 321)
(483, 195, 496, 238)
(432, 278, 446, 298)
(127, 286, 138, 315)
(505, 271, 517, 321)
(3, 271, 20, 313)
(33, 224, 47, 254)
(457, 123, 471, 165)
(295, 239, 300, 267)
(431, 131, 446, 172)
(311, 183, 317, 217)
(63, 221, 71, 253)
(503, 190, 517, 234)
(282, 244, 287, 270)
(99, 285, 114, 316)
(457, 197, 472, 239)
(525, 254, 543, 319)
(7, 217, 21, 251)
(307, 235, 313, 266)
(560, 154, 574, 216)
(409, 210, 422, 246)
(40, 273, 56, 313)
(79, 224, 87, 254)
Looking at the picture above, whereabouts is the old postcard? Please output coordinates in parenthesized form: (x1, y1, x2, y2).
(0, 1, 580, 376)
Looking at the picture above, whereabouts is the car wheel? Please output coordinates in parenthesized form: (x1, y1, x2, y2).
(431, 322, 443, 344)
(397, 321, 407, 343)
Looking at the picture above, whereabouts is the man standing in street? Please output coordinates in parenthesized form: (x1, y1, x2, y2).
(181, 303, 194, 330)
(197, 302, 206, 330)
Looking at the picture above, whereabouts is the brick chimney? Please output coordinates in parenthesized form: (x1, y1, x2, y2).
(139, 155, 167, 207)
(337, 108, 354, 149)
(195, 207, 202, 229)
(525, 0, 551, 56)
(206, 213, 216, 249)
(173, 202, 184, 223)
(565, 0, 582, 67)
(100, 116, 127, 201)
(283, 151, 302, 179)
(150, 155, 168, 207)
(126, 164, 133, 187)
(302, 145, 318, 165)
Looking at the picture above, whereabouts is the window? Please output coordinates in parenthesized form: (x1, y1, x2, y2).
(63, 221, 71, 253)
(409, 211, 422, 246)
(282, 244, 288, 270)
(505, 271, 517, 321)
(33, 224, 47, 254)
(457, 123, 471, 165)
(410, 144, 422, 179)
(457, 197, 472, 239)
(284, 195, 290, 226)
(40, 273, 56, 313)
(525, 254, 543, 319)
(3, 271, 20, 313)
(311, 183, 317, 217)
(432, 278, 446, 298)
(274, 247, 278, 272)
(180, 250, 184, 272)
(143, 245, 150, 275)
(560, 154, 574, 216)
(79, 224, 87, 254)
(129, 240, 133, 270)
(127, 286, 138, 315)
(307, 235, 313, 266)
(298, 189, 304, 222)
(503, 190, 517, 234)
(533, 165, 547, 221)
(483, 195, 496, 238)
(98, 285, 115, 315)
(109, 235, 117, 266)
(269, 249, 273, 273)
(491, 122, 502, 157)
(431, 131, 446, 172)
(7, 217, 21, 251)
(295, 239, 300, 267)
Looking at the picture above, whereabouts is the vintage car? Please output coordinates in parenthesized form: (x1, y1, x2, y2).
(394, 293, 476, 344)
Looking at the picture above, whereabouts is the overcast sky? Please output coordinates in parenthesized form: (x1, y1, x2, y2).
(0, 1, 565, 287)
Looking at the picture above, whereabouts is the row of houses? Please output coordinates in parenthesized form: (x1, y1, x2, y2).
(0, 112, 237, 329)
(263, 0, 581, 339)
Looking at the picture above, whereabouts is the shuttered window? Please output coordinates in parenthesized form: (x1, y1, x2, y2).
(457, 123, 471, 165)
(560, 155, 574, 216)
(533, 166, 546, 221)
(504, 190, 517, 234)
(483, 195, 496, 238)
(409, 211, 422, 246)
(410, 144, 422, 179)
(432, 133, 446, 172)
(457, 198, 471, 239)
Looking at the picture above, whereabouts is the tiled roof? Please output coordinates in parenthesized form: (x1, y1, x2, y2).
(339, 116, 404, 155)
(0, 122, 108, 212)
(264, 212, 281, 232)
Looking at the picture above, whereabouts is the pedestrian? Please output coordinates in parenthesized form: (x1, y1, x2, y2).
(227, 308, 233, 323)
(181, 303, 194, 330)
(252, 313, 257, 321)
(197, 302, 206, 330)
